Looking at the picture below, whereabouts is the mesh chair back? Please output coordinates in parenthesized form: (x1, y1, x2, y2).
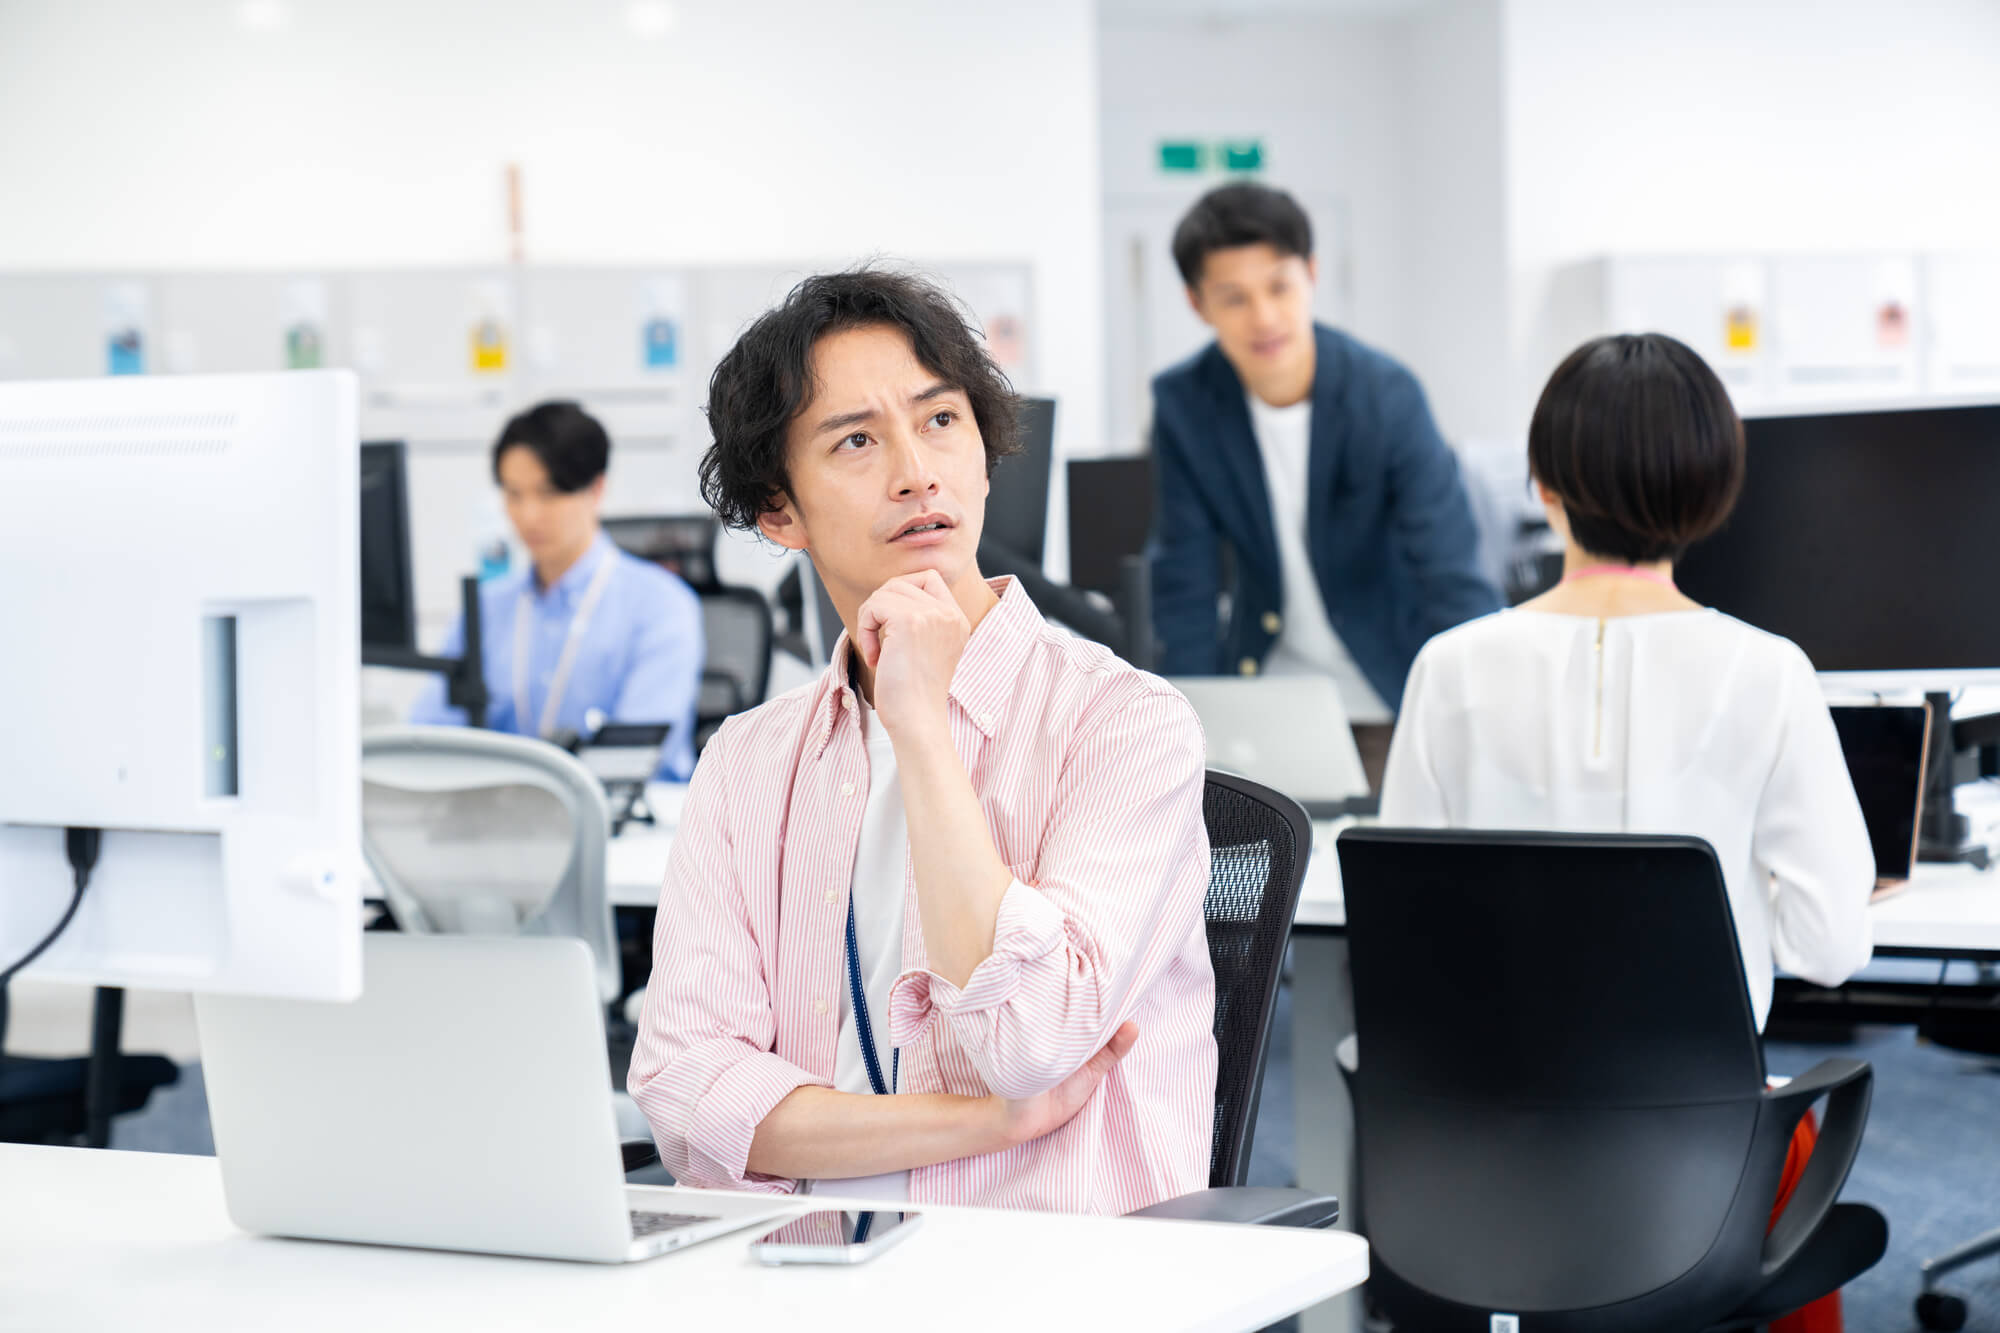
(1339, 829, 1788, 1327)
(361, 727, 618, 1002)
(1200, 770, 1312, 1189)
(696, 585, 774, 751)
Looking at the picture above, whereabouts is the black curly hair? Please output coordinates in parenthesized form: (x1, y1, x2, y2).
(699, 266, 1020, 532)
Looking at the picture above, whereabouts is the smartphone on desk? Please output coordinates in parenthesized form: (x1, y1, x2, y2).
(749, 1209, 922, 1266)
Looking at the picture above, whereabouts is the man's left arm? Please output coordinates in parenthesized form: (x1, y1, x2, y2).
(613, 576, 705, 781)
(1378, 366, 1503, 636)
(891, 687, 1209, 1101)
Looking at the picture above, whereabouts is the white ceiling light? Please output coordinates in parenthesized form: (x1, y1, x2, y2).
(625, 1, 677, 39)
(236, 0, 289, 31)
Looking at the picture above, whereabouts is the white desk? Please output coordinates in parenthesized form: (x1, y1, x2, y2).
(606, 783, 686, 908)
(3, 1144, 1369, 1333)
(1290, 820, 2000, 945)
(1872, 860, 2000, 956)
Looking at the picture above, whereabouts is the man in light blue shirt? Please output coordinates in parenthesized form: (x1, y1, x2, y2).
(411, 401, 704, 780)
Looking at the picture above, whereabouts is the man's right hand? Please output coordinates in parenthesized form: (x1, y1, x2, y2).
(990, 1022, 1139, 1148)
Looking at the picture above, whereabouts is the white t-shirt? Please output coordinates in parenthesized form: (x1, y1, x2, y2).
(817, 696, 911, 1202)
(1246, 392, 1392, 724)
(1378, 607, 1876, 1030)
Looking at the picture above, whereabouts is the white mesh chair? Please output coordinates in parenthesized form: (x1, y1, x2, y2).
(360, 727, 618, 1004)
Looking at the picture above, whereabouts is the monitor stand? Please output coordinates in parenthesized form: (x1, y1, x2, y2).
(362, 575, 490, 729)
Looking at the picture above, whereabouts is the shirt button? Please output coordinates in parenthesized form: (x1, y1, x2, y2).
(1239, 657, 1259, 676)
(840, 781, 855, 796)
(814, 997, 830, 1016)
(978, 712, 995, 729)
(824, 889, 838, 905)
(1262, 611, 1282, 634)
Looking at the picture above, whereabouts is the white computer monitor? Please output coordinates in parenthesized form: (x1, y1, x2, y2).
(0, 371, 363, 1000)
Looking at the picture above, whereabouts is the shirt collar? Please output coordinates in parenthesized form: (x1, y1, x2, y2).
(534, 531, 615, 606)
(809, 576, 1043, 759)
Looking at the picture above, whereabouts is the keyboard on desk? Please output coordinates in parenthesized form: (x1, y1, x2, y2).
(630, 1209, 720, 1238)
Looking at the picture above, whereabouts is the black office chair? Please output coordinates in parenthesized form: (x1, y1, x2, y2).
(0, 985, 178, 1148)
(621, 770, 1336, 1229)
(694, 584, 773, 755)
(1337, 828, 1886, 1333)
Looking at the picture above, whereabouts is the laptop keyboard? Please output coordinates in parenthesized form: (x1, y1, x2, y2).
(629, 1209, 720, 1238)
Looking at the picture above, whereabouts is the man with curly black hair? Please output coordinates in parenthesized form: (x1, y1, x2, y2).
(629, 267, 1218, 1213)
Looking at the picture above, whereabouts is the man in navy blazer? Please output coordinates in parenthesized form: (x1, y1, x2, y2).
(1147, 184, 1498, 766)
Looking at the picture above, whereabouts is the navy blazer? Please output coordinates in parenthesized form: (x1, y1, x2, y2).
(1145, 324, 1500, 711)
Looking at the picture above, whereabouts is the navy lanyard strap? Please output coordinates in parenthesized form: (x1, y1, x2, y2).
(845, 894, 899, 1096)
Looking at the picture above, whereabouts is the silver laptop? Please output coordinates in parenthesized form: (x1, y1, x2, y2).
(1170, 675, 1371, 810)
(195, 934, 797, 1263)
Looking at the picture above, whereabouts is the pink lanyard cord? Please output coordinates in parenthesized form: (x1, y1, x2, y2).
(1561, 563, 1677, 588)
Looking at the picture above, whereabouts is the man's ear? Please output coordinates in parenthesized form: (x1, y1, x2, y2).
(757, 496, 810, 553)
(1185, 283, 1211, 327)
(1306, 255, 1320, 287)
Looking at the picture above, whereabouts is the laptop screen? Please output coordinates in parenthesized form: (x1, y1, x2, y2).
(1829, 704, 1930, 882)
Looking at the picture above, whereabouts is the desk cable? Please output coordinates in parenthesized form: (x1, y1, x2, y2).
(0, 828, 101, 988)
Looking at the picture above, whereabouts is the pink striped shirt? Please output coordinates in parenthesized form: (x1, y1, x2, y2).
(629, 576, 1218, 1213)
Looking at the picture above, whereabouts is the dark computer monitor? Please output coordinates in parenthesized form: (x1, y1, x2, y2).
(360, 441, 416, 653)
(1067, 456, 1154, 596)
(982, 397, 1055, 566)
(1675, 403, 2000, 676)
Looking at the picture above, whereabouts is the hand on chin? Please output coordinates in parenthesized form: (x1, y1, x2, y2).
(855, 568, 969, 742)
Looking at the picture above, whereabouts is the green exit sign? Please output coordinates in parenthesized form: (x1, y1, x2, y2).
(1157, 139, 1265, 175)
(1220, 140, 1263, 172)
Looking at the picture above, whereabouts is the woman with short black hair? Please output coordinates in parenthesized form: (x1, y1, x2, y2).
(1379, 333, 1872, 1332)
(1382, 332, 1873, 1025)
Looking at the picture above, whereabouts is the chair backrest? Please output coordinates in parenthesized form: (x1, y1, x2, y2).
(696, 584, 774, 751)
(1200, 770, 1312, 1189)
(360, 727, 617, 1003)
(601, 513, 720, 591)
(1338, 828, 1789, 1329)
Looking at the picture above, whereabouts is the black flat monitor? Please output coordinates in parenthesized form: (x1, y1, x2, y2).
(1067, 456, 1154, 596)
(983, 397, 1054, 566)
(360, 441, 416, 653)
(1675, 403, 2000, 677)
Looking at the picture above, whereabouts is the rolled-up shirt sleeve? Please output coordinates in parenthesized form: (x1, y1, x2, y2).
(627, 726, 824, 1192)
(888, 687, 1210, 1100)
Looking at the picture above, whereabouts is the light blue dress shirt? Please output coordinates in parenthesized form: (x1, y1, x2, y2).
(410, 532, 704, 780)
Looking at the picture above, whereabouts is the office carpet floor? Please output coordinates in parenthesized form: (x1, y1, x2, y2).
(117, 984, 2000, 1331)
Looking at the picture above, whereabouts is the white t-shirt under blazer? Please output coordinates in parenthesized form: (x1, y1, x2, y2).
(1379, 607, 1875, 1030)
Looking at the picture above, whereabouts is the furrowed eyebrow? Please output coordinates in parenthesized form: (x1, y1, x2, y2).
(814, 406, 877, 435)
(814, 384, 959, 435)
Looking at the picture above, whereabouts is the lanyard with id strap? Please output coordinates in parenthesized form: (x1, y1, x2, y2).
(513, 550, 618, 740)
(846, 895, 898, 1096)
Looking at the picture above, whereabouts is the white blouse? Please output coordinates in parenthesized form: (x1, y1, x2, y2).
(1379, 607, 1875, 1029)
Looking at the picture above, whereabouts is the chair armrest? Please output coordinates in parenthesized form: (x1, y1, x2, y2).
(1126, 1186, 1338, 1229)
(621, 1139, 662, 1174)
(1760, 1057, 1873, 1281)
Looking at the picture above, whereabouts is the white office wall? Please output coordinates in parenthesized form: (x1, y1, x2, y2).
(1503, 0, 2000, 420)
(0, 0, 1106, 461)
(1097, 10, 1418, 453)
(1388, 0, 1511, 443)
